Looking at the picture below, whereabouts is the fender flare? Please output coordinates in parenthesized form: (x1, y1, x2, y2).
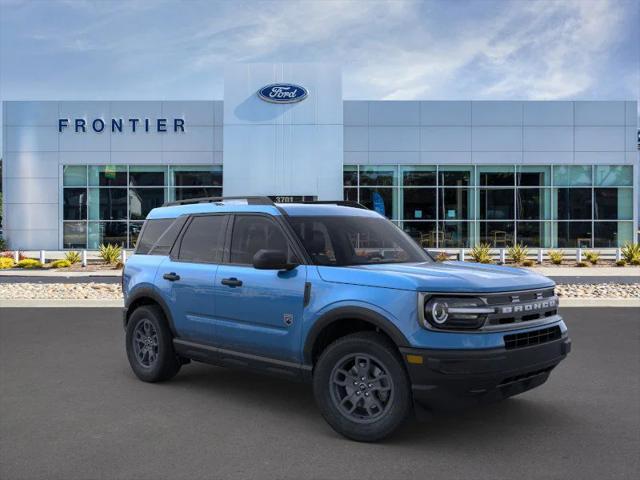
(124, 286, 177, 336)
(303, 306, 410, 365)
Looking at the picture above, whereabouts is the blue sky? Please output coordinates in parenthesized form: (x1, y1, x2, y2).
(0, 0, 638, 150)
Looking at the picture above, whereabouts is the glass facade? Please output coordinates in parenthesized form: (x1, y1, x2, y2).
(343, 164, 634, 248)
(62, 165, 222, 248)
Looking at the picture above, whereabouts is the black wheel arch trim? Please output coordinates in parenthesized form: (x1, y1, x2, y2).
(303, 306, 410, 365)
(124, 287, 177, 336)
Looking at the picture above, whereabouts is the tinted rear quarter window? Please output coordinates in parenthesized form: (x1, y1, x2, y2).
(177, 215, 228, 263)
(135, 218, 175, 254)
(148, 216, 188, 256)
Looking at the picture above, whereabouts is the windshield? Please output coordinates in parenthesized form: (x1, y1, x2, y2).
(287, 215, 431, 266)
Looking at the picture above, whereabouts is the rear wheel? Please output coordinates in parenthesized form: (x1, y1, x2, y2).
(126, 305, 181, 382)
(313, 332, 412, 442)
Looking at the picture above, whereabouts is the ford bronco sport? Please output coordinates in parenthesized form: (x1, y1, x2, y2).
(123, 196, 570, 442)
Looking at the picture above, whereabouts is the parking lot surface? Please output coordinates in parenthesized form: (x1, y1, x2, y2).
(1, 307, 638, 480)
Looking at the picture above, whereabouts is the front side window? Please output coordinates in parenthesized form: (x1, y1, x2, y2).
(178, 215, 227, 263)
(229, 216, 293, 265)
(288, 215, 430, 266)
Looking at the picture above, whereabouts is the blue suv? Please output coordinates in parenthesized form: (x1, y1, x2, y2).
(123, 197, 570, 442)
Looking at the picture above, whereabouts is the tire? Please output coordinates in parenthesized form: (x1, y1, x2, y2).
(125, 305, 181, 382)
(313, 332, 412, 442)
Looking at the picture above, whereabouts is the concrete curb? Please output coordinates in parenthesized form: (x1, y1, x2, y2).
(0, 270, 122, 277)
(1, 298, 638, 308)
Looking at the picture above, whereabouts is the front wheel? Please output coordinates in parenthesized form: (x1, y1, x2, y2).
(125, 305, 181, 382)
(313, 332, 412, 442)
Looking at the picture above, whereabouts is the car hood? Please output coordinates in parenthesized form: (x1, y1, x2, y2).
(316, 261, 554, 293)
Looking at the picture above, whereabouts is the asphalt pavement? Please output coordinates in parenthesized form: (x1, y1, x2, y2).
(1, 307, 638, 480)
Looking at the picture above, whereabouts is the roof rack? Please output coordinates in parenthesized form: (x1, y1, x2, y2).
(299, 200, 369, 210)
(163, 196, 274, 207)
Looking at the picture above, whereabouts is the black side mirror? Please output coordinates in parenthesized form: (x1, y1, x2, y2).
(252, 249, 297, 271)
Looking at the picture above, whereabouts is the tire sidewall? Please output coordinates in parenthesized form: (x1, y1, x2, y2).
(126, 305, 178, 382)
(313, 333, 411, 442)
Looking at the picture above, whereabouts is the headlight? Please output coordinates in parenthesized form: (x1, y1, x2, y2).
(423, 297, 494, 330)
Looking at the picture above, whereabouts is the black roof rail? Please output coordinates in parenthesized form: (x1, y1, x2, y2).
(299, 200, 369, 210)
(163, 196, 274, 207)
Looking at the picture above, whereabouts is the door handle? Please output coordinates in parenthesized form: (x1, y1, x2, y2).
(163, 272, 181, 282)
(221, 277, 243, 287)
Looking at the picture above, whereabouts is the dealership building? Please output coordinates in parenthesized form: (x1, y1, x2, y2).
(1, 63, 638, 250)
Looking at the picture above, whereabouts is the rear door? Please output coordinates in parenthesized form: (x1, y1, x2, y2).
(155, 214, 229, 344)
(212, 214, 307, 362)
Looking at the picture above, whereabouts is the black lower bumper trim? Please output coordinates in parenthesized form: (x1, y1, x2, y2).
(400, 335, 571, 410)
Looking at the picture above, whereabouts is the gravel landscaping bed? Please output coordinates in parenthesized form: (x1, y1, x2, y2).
(0, 282, 639, 300)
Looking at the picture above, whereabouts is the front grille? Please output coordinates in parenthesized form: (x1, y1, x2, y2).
(483, 288, 558, 327)
(503, 326, 562, 350)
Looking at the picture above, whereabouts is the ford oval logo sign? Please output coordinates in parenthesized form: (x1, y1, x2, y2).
(257, 83, 308, 104)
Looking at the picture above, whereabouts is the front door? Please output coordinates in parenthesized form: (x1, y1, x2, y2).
(155, 214, 229, 344)
(213, 214, 307, 363)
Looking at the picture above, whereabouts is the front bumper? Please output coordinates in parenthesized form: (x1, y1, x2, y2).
(400, 334, 571, 410)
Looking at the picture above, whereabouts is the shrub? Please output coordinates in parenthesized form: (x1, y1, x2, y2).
(584, 251, 600, 265)
(99, 243, 122, 265)
(522, 259, 534, 267)
(2, 251, 26, 260)
(65, 251, 81, 264)
(507, 243, 528, 264)
(17, 258, 43, 269)
(51, 259, 71, 269)
(621, 242, 640, 264)
(0, 237, 6, 251)
(576, 260, 589, 268)
(615, 259, 626, 267)
(0, 257, 15, 269)
(435, 251, 450, 262)
(548, 250, 564, 265)
(470, 243, 492, 264)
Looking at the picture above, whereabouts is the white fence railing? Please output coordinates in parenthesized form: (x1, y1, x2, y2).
(428, 248, 626, 263)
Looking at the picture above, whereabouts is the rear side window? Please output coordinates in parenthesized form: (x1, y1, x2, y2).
(177, 215, 227, 263)
(135, 219, 174, 254)
(148, 216, 188, 256)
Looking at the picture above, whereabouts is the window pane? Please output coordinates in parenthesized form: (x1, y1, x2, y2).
(593, 222, 632, 248)
(403, 188, 436, 220)
(553, 165, 591, 186)
(129, 165, 165, 186)
(438, 166, 472, 186)
(479, 189, 514, 220)
(63, 222, 86, 248)
(556, 222, 592, 248)
(172, 166, 222, 186)
(440, 221, 471, 248)
(88, 188, 127, 220)
(89, 165, 127, 187)
(88, 222, 127, 249)
(148, 216, 189, 256)
(516, 222, 550, 248)
(478, 166, 514, 186)
(344, 188, 358, 202)
(359, 166, 396, 186)
(129, 188, 165, 220)
(439, 188, 472, 220)
(556, 188, 591, 220)
(343, 165, 358, 186)
(517, 188, 550, 220)
(179, 215, 227, 263)
(63, 188, 87, 220)
(359, 188, 396, 219)
(479, 222, 514, 247)
(63, 166, 87, 186)
(595, 165, 632, 186)
(401, 166, 436, 186)
(135, 218, 174, 254)
(128, 222, 144, 249)
(173, 187, 222, 201)
(517, 166, 550, 186)
(401, 221, 438, 247)
(594, 188, 633, 220)
(229, 216, 290, 265)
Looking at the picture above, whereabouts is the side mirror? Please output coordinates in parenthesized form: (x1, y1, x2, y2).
(252, 249, 297, 271)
